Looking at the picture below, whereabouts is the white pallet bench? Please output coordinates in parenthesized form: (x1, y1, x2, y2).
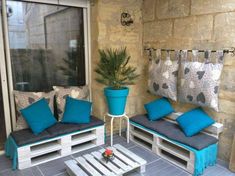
(17, 125, 104, 170)
(130, 112, 223, 174)
(65, 144, 147, 176)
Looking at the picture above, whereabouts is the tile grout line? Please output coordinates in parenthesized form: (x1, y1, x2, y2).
(53, 171, 66, 176)
(36, 166, 45, 176)
(145, 157, 161, 166)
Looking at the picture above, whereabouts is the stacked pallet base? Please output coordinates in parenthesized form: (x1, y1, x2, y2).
(130, 123, 195, 174)
(17, 126, 104, 170)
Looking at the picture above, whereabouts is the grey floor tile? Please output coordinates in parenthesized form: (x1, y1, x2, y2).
(143, 159, 174, 176)
(54, 171, 69, 176)
(104, 135, 136, 149)
(156, 164, 184, 176)
(0, 166, 42, 176)
(124, 171, 142, 176)
(0, 155, 12, 173)
(175, 171, 191, 176)
(38, 155, 72, 176)
(203, 165, 229, 176)
(128, 145, 159, 163)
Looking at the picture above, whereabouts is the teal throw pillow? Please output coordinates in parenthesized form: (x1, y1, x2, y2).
(20, 98, 57, 135)
(144, 97, 174, 121)
(62, 96, 92, 124)
(176, 108, 215, 137)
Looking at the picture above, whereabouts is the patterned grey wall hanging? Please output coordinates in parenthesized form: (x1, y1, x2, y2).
(148, 49, 180, 101)
(178, 50, 224, 111)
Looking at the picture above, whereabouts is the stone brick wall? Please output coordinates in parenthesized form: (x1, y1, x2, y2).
(90, 0, 235, 163)
(143, 0, 235, 163)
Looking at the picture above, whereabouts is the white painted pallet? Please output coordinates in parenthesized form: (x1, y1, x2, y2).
(17, 125, 105, 170)
(130, 123, 195, 174)
(65, 144, 147, 176)
(130, 113, 223, 174)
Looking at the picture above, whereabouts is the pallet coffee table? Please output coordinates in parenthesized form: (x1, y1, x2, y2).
(65, 144, 147, 176)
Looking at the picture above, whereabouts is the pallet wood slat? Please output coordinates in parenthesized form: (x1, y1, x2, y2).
(83, 154, 116, 176)
(65, 160, 88, 176)
(114, 144, 147, 165)
(91, 151, 124, 175)
(76, 157, 103, 176)
(17, 125, 105, 169)
(110, 147, 139, 168)
(130, 122, 195, 174)
(99, 148, 132, 171)
(66, 145, 147, 176)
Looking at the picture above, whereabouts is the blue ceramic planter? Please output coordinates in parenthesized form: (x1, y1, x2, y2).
(104, 87, 129, 115)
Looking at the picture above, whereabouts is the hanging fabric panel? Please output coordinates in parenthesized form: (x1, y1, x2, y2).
(148, 49, 179, 101)
(178, 50, 224, 111)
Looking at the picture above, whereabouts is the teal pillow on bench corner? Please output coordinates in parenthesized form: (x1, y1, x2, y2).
(20, 98, 57, 135)
(62, 96, 92, 124)
(144, 97, 174, 121)
(176, 108, 215, 137)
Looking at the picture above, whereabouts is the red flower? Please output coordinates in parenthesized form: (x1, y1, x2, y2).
(105, 149, 113, 156)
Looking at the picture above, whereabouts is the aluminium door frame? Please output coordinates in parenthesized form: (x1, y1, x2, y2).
(1, 0, 92, 131)
(0, 9, 12, 137)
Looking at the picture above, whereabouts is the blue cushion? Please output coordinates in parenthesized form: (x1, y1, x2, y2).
(176, 108, 215, 137)
(144, 97, 174, 121)
(62, 96, 92, 124)
(20, 98, 57, 135)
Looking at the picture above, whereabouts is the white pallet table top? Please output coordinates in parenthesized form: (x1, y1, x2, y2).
(76, 157, 102, 176)
(65, 160, 88, 176)
(66, 144, 147, 176)
(113, 144, 147, 165)
(91, 151, 124, 175)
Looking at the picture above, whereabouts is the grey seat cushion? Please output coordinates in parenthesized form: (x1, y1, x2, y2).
(47, 116, 104, 137)
(130, 114, 218, 150)
(11, 129, 51, 146)
(11, 116, 104, 146)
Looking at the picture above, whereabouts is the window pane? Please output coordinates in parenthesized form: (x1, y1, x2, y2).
(7, 1, 86, 92)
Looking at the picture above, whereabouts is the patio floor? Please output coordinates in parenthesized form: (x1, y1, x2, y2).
(0, 134, 234, 176)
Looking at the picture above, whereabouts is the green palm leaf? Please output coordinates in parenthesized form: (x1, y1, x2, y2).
(95, 47, 139, 89)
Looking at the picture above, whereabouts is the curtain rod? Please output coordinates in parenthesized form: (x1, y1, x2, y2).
(144, 47, 235, 56)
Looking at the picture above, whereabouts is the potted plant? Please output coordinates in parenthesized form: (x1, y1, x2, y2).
(95, 47, 139, 115)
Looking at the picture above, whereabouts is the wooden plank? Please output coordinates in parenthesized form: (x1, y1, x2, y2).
(166, 112, 223, 135)
(76, 157, 102, 176)
(158, 144, 190, 161)
(109, 147, 139, 168)
(130, 130, 153, 144)
(114, 144, 147, 165)
(31, 142, 61, 158)
(72, 133, 97, 146)
(65, 160, 88, 176)
(100, 149, 132, 171)
(91, 151, 124, 175)
(83, 154, 116, 176)
(130, 123, 194, 174)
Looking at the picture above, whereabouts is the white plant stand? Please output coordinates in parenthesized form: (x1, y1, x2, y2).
(104, 113, 129, 146)
(65, 144, 147, 176)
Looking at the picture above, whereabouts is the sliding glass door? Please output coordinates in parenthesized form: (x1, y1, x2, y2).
(0, 0, 90, 134)
(6, 0, 86, 92)
(0, 73, 6, 150)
